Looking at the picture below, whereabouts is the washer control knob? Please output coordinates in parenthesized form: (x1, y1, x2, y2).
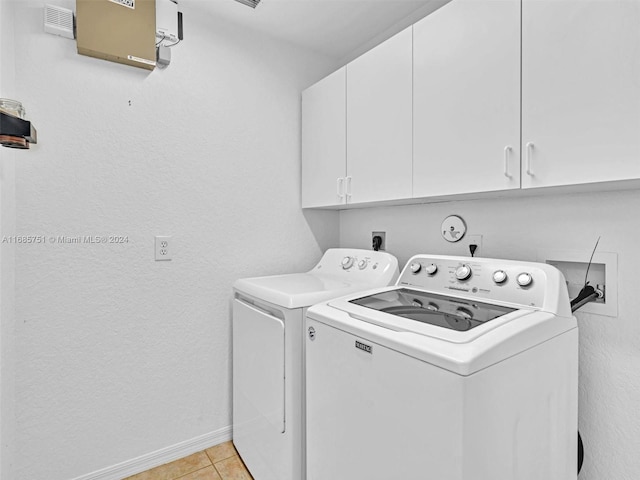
(341, 256, 355, 270)
(455, 264, 472, 281)
(425, 264, 438, 275)
(493, 270, 508, 284)
(517, 272, 533, 287)
(358, 259, 368, 270)
(410, 262, 422, 274)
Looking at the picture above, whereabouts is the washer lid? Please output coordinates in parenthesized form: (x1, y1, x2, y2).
(350, 288, 517, 332)
(234, 273, 378, 309)
(309, 295, 577, 375)
(329, 287, 534, 345)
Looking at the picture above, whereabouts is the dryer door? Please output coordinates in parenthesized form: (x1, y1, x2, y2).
(233, 298, 285, 439)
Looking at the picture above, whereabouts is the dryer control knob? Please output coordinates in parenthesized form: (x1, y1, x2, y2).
(425, 264, 438, 275)
(455, 264, 472, 281)
(358, 259, 368, 270)
(517, 272, 533, 287)
(493, 270, 508, 284)
(410, 262, 422, 274)
(341, 256, 355, 270)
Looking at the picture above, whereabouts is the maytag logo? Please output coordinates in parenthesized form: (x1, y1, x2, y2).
(355, 340, 372, 354)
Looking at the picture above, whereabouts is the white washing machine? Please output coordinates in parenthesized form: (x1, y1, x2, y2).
(306, 254, 578, 480)
(232, 248, 399, 480)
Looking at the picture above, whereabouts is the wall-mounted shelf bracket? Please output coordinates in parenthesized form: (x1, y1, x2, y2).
(0, 111, 38, 149)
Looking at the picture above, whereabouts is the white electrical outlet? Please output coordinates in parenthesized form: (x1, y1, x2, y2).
(372, 231, 386, 251)
(155, 236, 172, 261)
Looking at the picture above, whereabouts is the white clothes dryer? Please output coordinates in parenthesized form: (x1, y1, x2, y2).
(232, 248, 399, 480)
(306, 254, 578, 480)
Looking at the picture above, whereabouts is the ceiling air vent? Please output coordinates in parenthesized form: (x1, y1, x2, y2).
(234, 0, 261, 8)
(44, 4, 75, 39)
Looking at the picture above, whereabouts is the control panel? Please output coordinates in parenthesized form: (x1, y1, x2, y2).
(312, 248, 400, 283)
(397, 255, 564, 310)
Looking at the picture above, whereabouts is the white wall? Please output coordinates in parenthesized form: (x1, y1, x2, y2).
(8, 2, 339, 479)
(340, 188, 640, 479)
(0, 1, 18, 478)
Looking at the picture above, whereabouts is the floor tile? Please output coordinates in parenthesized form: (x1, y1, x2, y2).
(176, 465, 222, 480)
(124, 452, 212, 480)
(214, 455, 253, 480)
(205, 441, 237, 464)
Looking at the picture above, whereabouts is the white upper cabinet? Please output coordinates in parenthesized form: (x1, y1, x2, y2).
(302, 0, 640, 209)
(301, 67, 347, 208)
(346, 26, 413, 204)
(522, 0, 640, 189)
(413, 0, 521, 198)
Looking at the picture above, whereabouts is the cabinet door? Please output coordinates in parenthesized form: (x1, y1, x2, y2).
(346, 27, 413, 204)
(522, 0, 640, 188)
(301, 67, 347, 208)
(413, 0, 521, 198)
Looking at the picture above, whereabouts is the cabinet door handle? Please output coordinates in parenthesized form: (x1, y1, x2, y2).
(504, 146, 512, 178)
(336, 177, 345, 199)
(345, 176, 352, 200)
(525, 142, 534, 176)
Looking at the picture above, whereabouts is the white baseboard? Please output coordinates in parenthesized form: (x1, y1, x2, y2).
(70, 426, 232, 480)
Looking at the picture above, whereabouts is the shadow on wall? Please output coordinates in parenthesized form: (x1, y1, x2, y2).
(303, 209, 340, 253)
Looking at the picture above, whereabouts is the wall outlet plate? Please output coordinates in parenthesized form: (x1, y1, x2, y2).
(466, 234, 483, 257)
(155, 236, 172, 261)
(372, 231, 386, 251)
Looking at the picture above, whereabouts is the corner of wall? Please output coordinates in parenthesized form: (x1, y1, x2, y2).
(303, 209, 341, 253)
(336, 0, 452, 66)
(0, 1, 18, 477)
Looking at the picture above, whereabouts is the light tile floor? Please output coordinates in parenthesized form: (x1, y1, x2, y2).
(124, 441, 253, 480)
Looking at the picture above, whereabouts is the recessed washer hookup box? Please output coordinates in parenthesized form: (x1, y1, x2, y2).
(76, 0, 156, 70)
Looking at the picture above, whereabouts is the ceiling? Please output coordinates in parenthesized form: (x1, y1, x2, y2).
(188, 0, 440, 60)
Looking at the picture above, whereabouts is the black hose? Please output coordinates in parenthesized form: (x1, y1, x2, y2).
(571, 285, 598, 313)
